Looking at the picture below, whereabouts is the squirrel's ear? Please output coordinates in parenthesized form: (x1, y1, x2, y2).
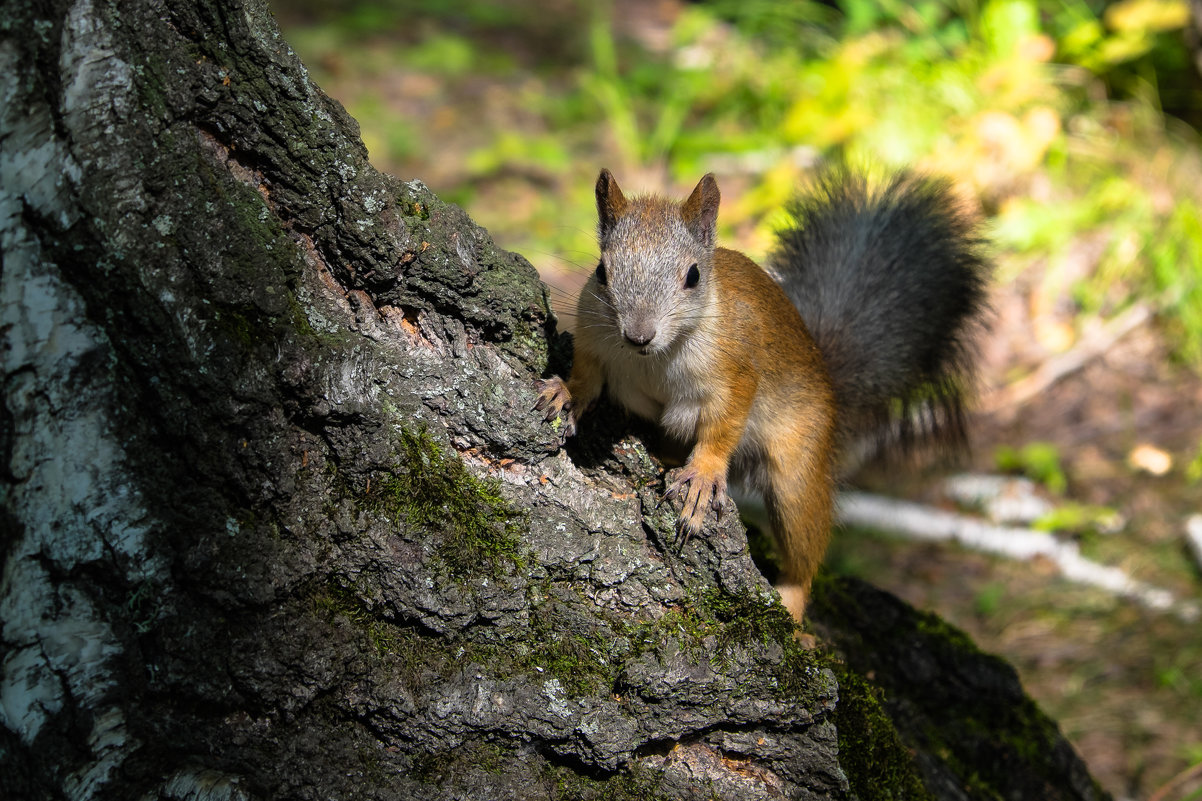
(596, 168, 628, 239)
(681, 173, 720, 248)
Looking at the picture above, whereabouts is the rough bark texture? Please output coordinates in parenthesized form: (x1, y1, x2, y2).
(1, 1, 1107, 800)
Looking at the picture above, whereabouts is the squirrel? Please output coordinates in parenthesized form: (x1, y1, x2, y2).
(536, 166, 990, 622)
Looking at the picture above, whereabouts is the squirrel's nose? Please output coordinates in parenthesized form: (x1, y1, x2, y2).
(622, 322, 656, 348)
(624, 332, 653, 347)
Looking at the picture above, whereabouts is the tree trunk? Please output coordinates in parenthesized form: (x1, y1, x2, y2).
(0, 1, 1108, 800)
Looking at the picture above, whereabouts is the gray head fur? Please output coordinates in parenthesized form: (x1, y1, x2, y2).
(589, 170, 719, 355)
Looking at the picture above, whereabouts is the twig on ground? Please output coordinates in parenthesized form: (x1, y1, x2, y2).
(984, 303, 1153, 419)
(1146, 759, 1202, 801)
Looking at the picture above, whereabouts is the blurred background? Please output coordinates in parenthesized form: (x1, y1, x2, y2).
(269, 1, 1202, 798)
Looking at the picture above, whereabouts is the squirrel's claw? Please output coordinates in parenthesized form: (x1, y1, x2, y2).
(535, 377, 577, 436)
(665, 465, 728, 546)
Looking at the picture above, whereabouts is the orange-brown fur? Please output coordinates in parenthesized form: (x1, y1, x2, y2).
(707, 248, 836, 620)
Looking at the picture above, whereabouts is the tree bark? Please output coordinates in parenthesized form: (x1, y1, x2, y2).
(1, 1, 1108, 800)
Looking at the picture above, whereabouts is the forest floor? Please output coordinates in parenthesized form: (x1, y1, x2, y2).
(274, 2, 1202, 798)
(843, 292, 1202, 801)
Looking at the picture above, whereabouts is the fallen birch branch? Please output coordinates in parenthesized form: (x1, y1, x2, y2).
(837, 491, 1200, 622)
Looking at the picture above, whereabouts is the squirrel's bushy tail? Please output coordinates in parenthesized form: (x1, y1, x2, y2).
(769, 166, 991, 454)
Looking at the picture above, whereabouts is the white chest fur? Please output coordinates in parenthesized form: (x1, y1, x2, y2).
(599, 328, 717, 442)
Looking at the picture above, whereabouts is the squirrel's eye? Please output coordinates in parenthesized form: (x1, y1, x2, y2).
(684, 263, 700, 289)
(595, 261, 607, 286)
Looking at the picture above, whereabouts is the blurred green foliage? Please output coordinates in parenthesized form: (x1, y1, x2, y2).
(277, 0, 1202, 370)
(996, 441, 1070, 494)
(1033, 500, 1124, 536)
(1189, 441, 1202, 483)
(974, 580, 1007, 616)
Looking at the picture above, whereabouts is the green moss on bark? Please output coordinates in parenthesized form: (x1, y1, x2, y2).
(810, 575, 1111, 801)
(366, 427, 526, 578)
(825, 658, 934, 801)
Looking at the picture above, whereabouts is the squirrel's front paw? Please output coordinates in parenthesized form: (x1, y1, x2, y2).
(534, 377, 577, 437)
(665, 464, 728, 538)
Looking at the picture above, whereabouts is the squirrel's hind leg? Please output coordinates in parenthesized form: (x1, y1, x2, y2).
(762, 424, 836, 625)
